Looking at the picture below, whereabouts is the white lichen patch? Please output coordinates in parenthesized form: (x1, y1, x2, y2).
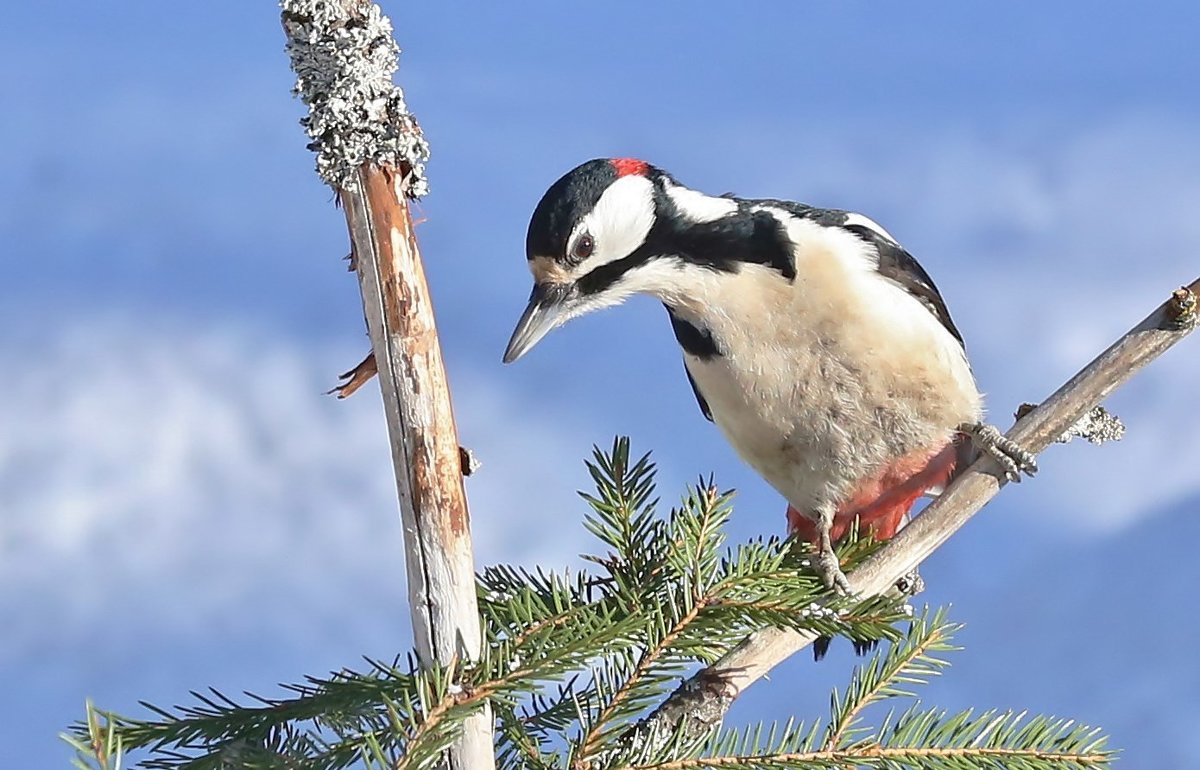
(281, 0, 430, 196)
(1060, 405, 1125, 446)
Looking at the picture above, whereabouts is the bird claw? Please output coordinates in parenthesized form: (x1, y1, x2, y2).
(813, 548, 852, 594)
(960, 422, 1038, 482)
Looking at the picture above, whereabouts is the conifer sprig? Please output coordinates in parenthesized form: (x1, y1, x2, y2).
(66, 438, 1110, 770)
(822, 607, 960, 751)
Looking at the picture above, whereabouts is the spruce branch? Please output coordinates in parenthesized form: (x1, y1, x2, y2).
(70, 439, 1114, 769)
(608, 741, 1107, 770)
(625, 277, 1198, 751)
(822, 608, 959, 751)
(600, 613, 1109, 770)
(577, 601, 705, 761)
(580, 438, 669, 593)
(667, 482, 733, 604)
(619, 614, 1113, 770)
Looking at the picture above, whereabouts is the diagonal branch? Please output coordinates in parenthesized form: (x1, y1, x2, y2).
(624, 276, 1199, 751)
(615, 745, 1111, 770)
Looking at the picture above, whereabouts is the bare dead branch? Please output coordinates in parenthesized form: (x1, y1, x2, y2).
(626, 277, 1199, 751)
(280, 2, 493, 768)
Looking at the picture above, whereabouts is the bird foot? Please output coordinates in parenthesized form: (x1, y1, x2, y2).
(812, 548, 852, 594)
(959, 422, 1038, 482)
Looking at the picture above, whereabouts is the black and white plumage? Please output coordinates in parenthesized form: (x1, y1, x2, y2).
(504, 158, 1034, 597)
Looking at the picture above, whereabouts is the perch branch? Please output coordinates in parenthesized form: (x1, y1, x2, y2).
(627, 276, 1200, 749)
(280, 2, 493, 769)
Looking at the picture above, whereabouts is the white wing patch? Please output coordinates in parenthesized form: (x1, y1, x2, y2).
(777, 213, 879, 275)
(665, 181, 738, 223)
(777, 215, 968, 377)
(843, 212, 899, 243)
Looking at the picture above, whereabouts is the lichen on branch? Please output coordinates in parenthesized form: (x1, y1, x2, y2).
(281, 0, 430, 195)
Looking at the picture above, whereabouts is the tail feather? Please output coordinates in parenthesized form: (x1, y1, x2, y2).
(812, 635, 880, 661)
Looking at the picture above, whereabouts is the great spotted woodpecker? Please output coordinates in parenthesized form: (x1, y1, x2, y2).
(503, 158, 1036, 597)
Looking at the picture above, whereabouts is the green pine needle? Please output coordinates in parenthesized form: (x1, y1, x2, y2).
(67, 438, 1114, 770)
(823, 607, 961, 750)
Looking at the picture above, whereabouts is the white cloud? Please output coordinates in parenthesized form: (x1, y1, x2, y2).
(0, 318, 595, 662)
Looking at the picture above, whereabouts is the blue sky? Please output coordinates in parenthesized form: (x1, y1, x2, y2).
(3, 1, 1199, 765)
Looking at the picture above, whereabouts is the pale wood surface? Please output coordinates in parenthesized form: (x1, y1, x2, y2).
(341, 166, 493, 769)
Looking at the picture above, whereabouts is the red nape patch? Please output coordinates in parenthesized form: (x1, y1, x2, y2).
(610, 158, 649, 177)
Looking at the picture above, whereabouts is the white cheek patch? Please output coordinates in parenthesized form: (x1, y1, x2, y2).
(568, 174, 657, 272)
(665, 182, 737, 223)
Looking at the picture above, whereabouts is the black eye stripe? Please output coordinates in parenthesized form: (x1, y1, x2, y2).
(575, 248, 649, 295)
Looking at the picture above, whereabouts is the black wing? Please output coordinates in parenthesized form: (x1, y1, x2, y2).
(684, 365, 713, 422)
(745, 199, 964, 347)
(664, 304, 716, 421)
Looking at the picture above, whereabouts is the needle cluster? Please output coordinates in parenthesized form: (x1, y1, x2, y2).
(65, 439, 1109, 770)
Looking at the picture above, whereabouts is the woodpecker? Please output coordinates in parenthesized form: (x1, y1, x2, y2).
(503, 158, 1036, 597)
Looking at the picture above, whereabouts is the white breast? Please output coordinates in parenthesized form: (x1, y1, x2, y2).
(670, 220, 982, 513)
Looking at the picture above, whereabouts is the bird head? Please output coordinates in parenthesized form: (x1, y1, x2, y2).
(503, 157, 672, 363)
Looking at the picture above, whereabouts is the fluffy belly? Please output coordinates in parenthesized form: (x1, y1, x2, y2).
(684, 335, 978, 518)
(668, 254, 982, 526)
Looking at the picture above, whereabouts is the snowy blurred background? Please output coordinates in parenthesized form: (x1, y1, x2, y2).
(2, 1, 1198, 765)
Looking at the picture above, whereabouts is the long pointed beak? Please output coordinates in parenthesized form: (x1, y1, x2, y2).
(503, 283, 575, 363)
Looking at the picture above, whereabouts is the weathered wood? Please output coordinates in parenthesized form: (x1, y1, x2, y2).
(330, 350, 378, 399)
(341, 166, 477, 663)
(629, 277, 1199, 748)
(341, 166, 493, 768)
(280, 2, 494, 767)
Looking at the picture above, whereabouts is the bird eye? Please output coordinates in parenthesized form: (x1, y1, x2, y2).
(572, 234, 595, 261)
